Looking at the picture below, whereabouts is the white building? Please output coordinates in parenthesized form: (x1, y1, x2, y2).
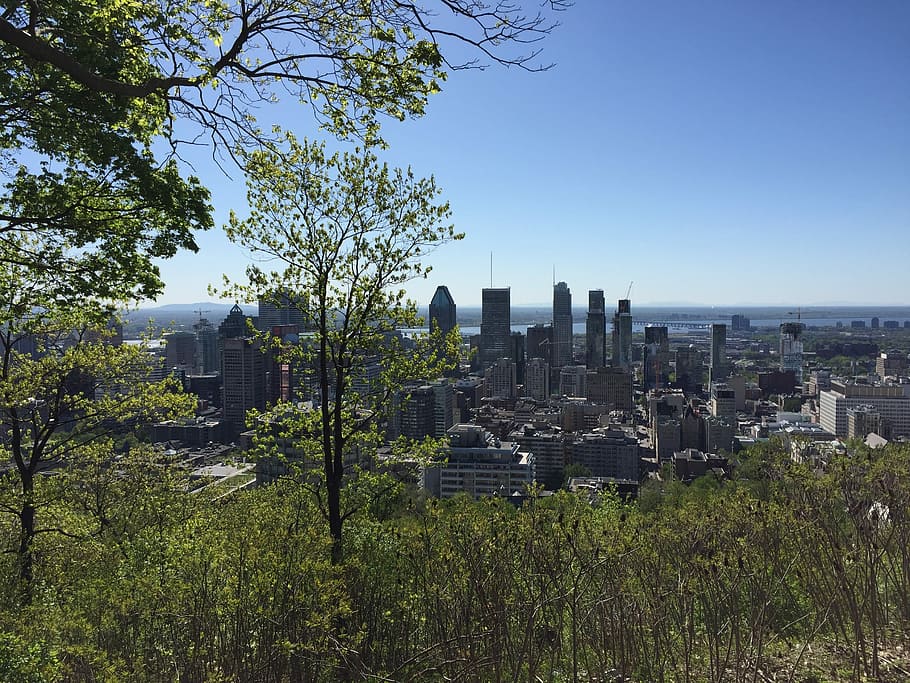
(819, 381, 910, 438)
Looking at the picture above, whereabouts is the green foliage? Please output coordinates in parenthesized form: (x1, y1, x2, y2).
(221, 132, 461, 561)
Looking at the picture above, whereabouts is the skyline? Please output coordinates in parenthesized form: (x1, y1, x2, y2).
(150, 1, 910, 308)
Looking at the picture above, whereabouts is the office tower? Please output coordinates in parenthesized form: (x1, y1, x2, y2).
(527, 324, 553, 363)
(219, 303, 250, 340)
(221, 337, 266, 434)
(478, 287, 511, 370)
(675, 345, 703, 393)
(568, 430, 639, 481)
(484, 357, 517, 399)
(611, 299, 632, 370)
(643, 325, 670, 391)
(709, 323, 729, 384)
(429, 285, 457, 336)
(194, 318, 219, 374)
(585, 366, 633, 412)
(780, 322, 804, 384)
(585, 289, 606, 368)
(558, 365, 586, 398)
(820, 381, 910, 438)
(731, 314, 751, 331)
(165, 331, 196, 370)
(525, 357, 550, 401)
(710, 384, 736, 420)
(430, 285, 457, 334)
(257, 290, 306, 331)
(552, 281, 573, 367)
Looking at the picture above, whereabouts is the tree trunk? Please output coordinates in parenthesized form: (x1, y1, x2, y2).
(18, 469, 35, 604)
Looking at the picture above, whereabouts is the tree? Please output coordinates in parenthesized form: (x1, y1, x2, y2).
(222, 133, 460, 562)
(1, 0, 564, 301)
(0, 314, 194, 602)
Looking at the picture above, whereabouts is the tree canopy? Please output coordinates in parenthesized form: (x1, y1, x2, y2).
(0, 0, 564, 305)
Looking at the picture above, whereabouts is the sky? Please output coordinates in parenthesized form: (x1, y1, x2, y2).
(149, 1, 910, 309)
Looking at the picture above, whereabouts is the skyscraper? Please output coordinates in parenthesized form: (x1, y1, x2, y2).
(221, 337, 266, 434)
(612, 299, 632, 370)
(709, 323, 729, 384)
(552, 281, 573, 367)
(780, 322, 804, 384)
(478, 287, 511, 370)
(429, 285, 457, 336)
(585, 289, 606, 368)
(526, 324, 553, 363)
(257, 290, 306, 331)
(643, 325, 669, 391)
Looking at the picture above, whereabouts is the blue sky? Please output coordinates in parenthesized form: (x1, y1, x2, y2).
(151, 1, 910, 309)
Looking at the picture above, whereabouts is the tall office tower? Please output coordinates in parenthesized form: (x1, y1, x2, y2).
(611, 299, 633, 369)
(429, 285, 457, 336)
(484, 357, 517, 399)
(165, 331, 196, 370)
(643, 325, 670, 391)
(257, 290, 306, 331)
(219, 303, 250, 340)
(780, 322, 805, 384)
(526, 324, 554, 363)
(675, 345, 703, 393)
(709, 323, 729, 384)
(552, 281, 573, 367)
(221, 336, 266, 434)
(478, 287, 511, 370)
(585, 289, 606, 368)
(525, 357, 550, 401)
(731, 314, 751, 332)
(194, 318, 219, 374)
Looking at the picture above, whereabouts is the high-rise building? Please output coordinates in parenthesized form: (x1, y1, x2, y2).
(165, 331, 196, 371)
(524, 357, 550, 401)
(585, 366, 633, 412)
(429, 285, 457, 336)
(612, 299, 632, 370)
(221, 337, 266, 434)
(709, 324, 729, 384)
(585, 289, 606, 368)
(643, 325, 670, 391)
(526, 324, 553, 363)
(819, 381, 910, 438)
(484, 357, 517, 399)
(218, 303, 250, 340)
(552, 281, 573, 367)
(194, 318, 219, 374)
(675, 345, 703, 393)
(558, 364, 587, 398)
(731, 314, 751, 332)
(780, 322, 804, 384)
(478, 288, 511, 370)
(257, 290, 306, 331)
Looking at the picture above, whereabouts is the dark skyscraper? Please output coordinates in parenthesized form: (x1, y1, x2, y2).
(585, 289, 606, 368)
(552, 281, 572, 367)
(478, 287, 511, 369)
(257, 290, 306, 331)
(644, 325, 669, 391)
(612, 299, 632, 370)
(710, 323, 729, 384)
(526, 324, 553, 364)
(429, 285, 457, 336)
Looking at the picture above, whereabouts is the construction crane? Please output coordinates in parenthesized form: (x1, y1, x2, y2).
(194, 308, 210, 321)
(625, 281, 633, 299)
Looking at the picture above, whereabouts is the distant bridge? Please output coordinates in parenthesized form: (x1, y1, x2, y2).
(635, 320, 712, 330)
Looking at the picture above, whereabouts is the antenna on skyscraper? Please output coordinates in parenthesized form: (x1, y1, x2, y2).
(552, 264, 555, 287)
(490, 252, 493, 288)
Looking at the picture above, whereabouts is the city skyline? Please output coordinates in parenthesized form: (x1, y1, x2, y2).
(149, 1, 909, 308)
